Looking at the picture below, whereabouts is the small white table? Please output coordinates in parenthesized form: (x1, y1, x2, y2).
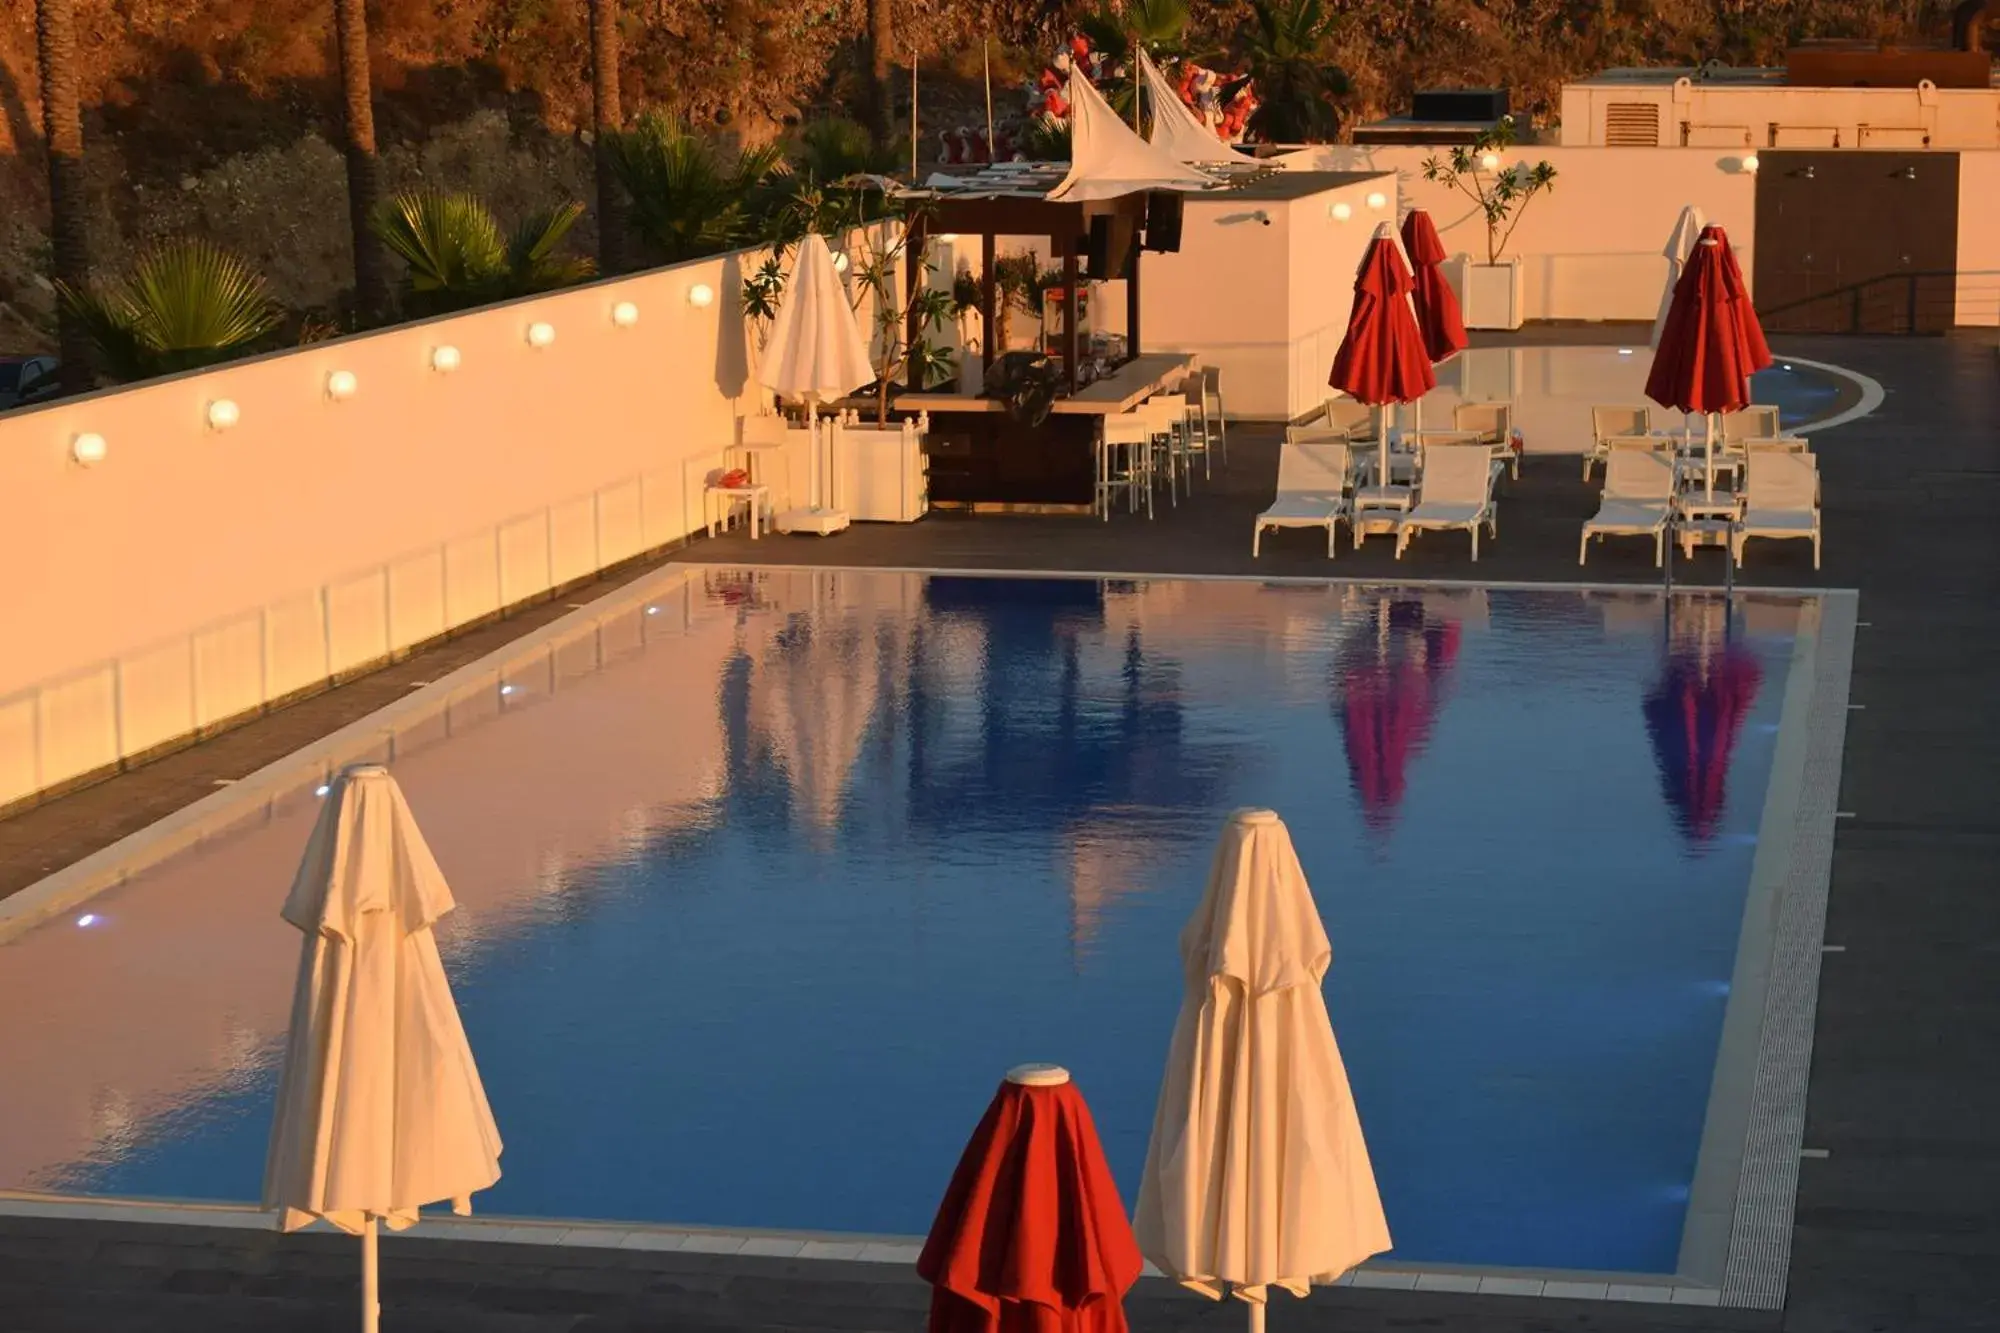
(704, 484, 768, 539)
(1351, 485, 1413, 550)
(1675, 497, 1739, 557)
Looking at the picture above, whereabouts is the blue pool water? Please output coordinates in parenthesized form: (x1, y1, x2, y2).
(3, 572, 1816, 1275)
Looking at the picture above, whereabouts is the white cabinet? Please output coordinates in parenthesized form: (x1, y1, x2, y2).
(831, 416, 929, 523)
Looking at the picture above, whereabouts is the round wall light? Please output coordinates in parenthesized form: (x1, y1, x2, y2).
(1478, 151, 1501, 172)
(71, 432, 107, 466)
(431, 344, 461, 373)
(1365, 191, 1388, 211)
(207, 398, 240, 431)
(1741, 153, 1760, 174)
(1330, 201, 1352, 222)
(687, 283, 715, 308)
(526, 321, 556, 349)
(326, 369, 358, 400)
(832, 251, 851, 274)
(612, 300, 640, 327)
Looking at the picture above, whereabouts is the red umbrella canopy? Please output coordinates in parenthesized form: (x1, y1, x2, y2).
(1329, 227, 1439, 406)
(1399, 209, 1467, 364)
(1644, 224, 1774, 415)
(919, 1072, 1143, 1333)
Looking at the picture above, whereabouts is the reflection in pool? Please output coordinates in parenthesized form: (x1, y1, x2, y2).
(0, 572, 1821, 1276)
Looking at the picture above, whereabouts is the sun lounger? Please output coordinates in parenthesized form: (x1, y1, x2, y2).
(1588, 405, 1653, 482)
(1732, 451, 1821, 569)
(1579, 450, 1676, 567)
(1254, 441, 1351, 557)
(1453, 401, 1518, 480)
(1393, 444, 1498, 561)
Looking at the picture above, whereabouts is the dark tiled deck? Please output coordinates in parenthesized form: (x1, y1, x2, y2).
(2, 331, 1997, 1332)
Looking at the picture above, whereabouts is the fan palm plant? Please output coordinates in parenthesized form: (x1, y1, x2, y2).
(56, 239, 283, 382)
(605, 113, 783, 264)
(1239, 0, 1351, 144)
(369, 191, 595, 316)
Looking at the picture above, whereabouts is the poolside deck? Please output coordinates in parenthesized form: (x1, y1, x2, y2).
(3, 328, 1996, 1332)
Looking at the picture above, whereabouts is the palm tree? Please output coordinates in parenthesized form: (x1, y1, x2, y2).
(605, 113, 782, 264)
(868, 0, 895, 145)
(369, 191, 596, 315)
(334, 0, 391, 322)
(36, 0, 91, 391)
(588, 0, 625, 274)
(1238, 0, 1350, 144)
(56, 239, 283, 382)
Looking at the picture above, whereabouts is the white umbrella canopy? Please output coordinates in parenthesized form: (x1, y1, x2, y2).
(758, 233, 875, 409)
(1649, 204, 1707, 351)
(1138, 49, 1253, 167)
(264, 763, 502, 1333)
(1134, 809, 1390, 1327)
(759, 234, 873, 525)
(1049, 64, 1214, 202)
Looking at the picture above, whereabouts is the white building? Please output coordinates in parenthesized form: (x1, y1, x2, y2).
(1559, 62, 2000, 151)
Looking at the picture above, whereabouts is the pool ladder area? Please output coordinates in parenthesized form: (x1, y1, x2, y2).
(1661, 512, 1738, 601)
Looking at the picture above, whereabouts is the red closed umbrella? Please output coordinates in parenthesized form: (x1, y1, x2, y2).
(1644, 224, 1774, 497)
(919, 1066, 1144, 1333)
(1642, 646, 1762, 843)
(1400, 209, 1467, 364)
(1329, 224, 1438, 487)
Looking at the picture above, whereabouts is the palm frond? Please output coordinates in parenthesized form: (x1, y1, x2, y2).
(370, 191, 508, 310)
(506, 201, 597, 293)
(56, 240, 280, 382)
(607, 112, 780, 264)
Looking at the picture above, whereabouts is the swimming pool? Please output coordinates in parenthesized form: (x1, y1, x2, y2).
(0, 568, 1853, 1288)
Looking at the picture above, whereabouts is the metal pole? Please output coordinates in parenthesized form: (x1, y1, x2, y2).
(1248, 1298, 1267, 1333)
(910, 53, 920, 181)
(982, 41, 996, 163)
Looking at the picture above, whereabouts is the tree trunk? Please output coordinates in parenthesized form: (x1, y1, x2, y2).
(36, 0, 91, 392)
(589, 0, 624, 274)
(868, 0, 894, 143)
(334, 0, 390, 323)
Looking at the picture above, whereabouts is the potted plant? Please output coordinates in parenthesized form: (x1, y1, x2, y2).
(1421, 117, 1556, 330)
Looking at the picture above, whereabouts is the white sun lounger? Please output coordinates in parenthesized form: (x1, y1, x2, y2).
(1579, 450, 1676, 567)
(1587, 405, 1653, 482)
(1254, 440, 1351, 557)
(1394, 444, 1497, 561)
(1732, 451, 1821, 569)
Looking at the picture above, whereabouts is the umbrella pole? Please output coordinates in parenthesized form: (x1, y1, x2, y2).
(1705, 412, 1716, 502)
(362, 1213, 380, 1333)
(1377, 405, 1388, 489)
(808, 403, 821, 511)
(1248, 1298, 1267, 1333)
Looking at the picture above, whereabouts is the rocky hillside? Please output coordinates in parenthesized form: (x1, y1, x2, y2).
(0, 0, 1969, 345)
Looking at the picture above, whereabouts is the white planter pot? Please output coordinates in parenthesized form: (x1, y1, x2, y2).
(1461, 259, 1524, 331)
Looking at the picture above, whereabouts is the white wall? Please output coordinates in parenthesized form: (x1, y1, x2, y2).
(1279, 146, 1758, 323)
(0, 250, 793, 809)
(1957, 152, 2000, 326)
(1141, 176, 1385, 419)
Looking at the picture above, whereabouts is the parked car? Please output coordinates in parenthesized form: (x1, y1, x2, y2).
(0, 355, 63, 410)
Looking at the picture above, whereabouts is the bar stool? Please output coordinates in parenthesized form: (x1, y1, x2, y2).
(1099, 415, 1154, 520)
(1200, 366, 1228, 467)
(1138, 397, 1188, 506)
(1176, 375, 1212, 481)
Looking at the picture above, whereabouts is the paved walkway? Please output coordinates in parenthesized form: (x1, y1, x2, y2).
(2, 331, 1995, 1332)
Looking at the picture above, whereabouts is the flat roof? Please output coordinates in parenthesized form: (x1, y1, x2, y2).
(1199, 170, 1386, 201)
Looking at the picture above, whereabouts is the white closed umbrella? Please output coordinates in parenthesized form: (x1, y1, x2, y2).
(264, 764, 502, 1333)
(760, 234, 874, 535)
(1649, 204, 1706, 351)
(1134, 808, 1390, 1333)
